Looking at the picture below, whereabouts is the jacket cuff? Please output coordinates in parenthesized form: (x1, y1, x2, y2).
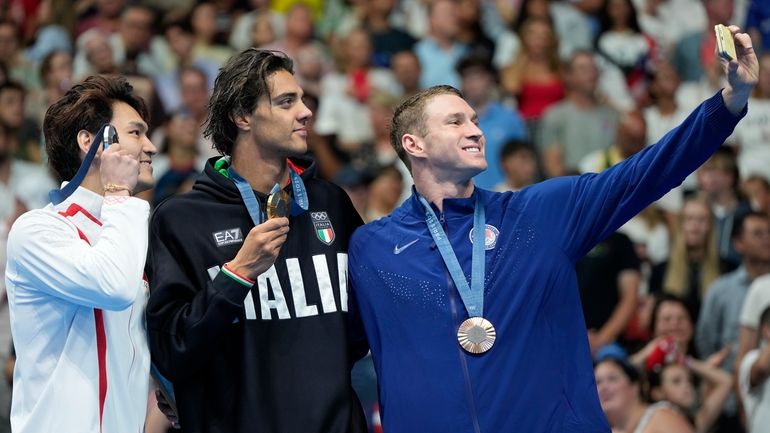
(708, 89, 748, 123)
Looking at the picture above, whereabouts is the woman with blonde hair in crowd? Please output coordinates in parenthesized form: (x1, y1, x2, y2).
(654, 195, 729, 321)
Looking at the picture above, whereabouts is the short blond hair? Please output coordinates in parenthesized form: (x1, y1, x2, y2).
(389, 85, 462, 171)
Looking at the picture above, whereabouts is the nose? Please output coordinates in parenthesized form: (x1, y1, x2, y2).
(467, 122, 483, 142)
(144, 135, 158, 156)
(298, 100, 313, 124)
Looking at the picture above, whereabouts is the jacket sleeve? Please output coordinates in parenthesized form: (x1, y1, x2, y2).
(533, 91, 746, 262)
(6, 198, 149, 311)
(145, 207, 252, 382)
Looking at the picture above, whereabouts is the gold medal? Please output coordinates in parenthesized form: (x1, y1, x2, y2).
(457, 317, 496, 354)
(266, 189, 290, 219)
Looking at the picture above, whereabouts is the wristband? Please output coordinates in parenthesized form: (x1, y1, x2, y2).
(222, 262, 255, 287)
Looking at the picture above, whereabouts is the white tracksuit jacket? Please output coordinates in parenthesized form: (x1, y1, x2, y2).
(5, 186, 150, 433)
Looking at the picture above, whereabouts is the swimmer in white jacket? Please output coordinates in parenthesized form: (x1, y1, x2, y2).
(5, 75, 157, 433)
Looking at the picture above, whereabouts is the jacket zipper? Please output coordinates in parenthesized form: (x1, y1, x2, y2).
(441, 211, 483, 433)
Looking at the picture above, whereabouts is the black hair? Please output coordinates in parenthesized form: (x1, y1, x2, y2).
(203, 49, 294, 155)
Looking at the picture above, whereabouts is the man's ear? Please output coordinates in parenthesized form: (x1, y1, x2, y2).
(402, 134, 424, 158)
(77, 130, 93, 155)
(232, 112, 251, 132)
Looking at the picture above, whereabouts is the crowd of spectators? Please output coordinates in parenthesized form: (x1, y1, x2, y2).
(0, 0, 769, 432)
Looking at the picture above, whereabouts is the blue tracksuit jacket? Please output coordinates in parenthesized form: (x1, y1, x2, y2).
(348, 92, 744, 433)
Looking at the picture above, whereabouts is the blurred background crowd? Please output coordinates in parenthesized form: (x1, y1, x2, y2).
(0, 0, 768, 432)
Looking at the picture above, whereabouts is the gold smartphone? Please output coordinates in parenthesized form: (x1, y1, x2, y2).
(715, 24, 737, 61)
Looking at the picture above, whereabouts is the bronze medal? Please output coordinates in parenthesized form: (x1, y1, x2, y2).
(457, 317, 496, 354)
(266, 190, 290, 219)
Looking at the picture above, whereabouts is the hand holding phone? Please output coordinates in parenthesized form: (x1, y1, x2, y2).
(100, 125, 139, 195)
(102, 124, 119, 150)
(715, 24, 737, 61)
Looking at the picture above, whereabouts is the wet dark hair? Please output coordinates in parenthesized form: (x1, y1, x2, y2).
(44, 75, 147, 182)
(203, 49, 294, 156)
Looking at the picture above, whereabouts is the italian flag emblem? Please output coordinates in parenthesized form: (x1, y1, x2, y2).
(311, 211, 335, 245)
(318, 228, 334, 244)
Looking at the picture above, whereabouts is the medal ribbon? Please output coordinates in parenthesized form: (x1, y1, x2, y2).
(228, 165, 309, 225)
(49, 124, 116, 205)
(418, 191, 485, 317)
(288, 168, 309, 215)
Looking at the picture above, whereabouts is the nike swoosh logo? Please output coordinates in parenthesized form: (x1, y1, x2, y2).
(393, 239, 419, 254)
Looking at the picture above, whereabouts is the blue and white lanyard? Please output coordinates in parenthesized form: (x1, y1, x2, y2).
(49, 124, 116, 205)
(228, 165, 309, 225)
(418, 192, 486, 317)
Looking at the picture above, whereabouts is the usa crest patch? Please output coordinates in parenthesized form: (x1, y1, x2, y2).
(469, 224, 499, 250)
(311, 211, 335, 245)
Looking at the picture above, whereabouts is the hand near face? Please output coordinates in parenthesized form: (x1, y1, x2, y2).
(99, 141, 140, 195)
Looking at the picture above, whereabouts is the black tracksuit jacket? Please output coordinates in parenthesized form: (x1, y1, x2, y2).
(146, 157, 368, 433)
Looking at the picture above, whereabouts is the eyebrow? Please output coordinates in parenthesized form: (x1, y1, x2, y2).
(272, 91, 302, 104)
(129, 121, 148, 133)
(444, 112, 479, 123)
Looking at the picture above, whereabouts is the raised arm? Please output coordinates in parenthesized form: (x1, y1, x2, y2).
(688, 357, 734, 433)
(540, 29, 759, 261)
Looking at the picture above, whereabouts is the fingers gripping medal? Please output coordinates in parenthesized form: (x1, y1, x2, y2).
(266, 183, 290, 219)
(228, 162, 309, 225)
